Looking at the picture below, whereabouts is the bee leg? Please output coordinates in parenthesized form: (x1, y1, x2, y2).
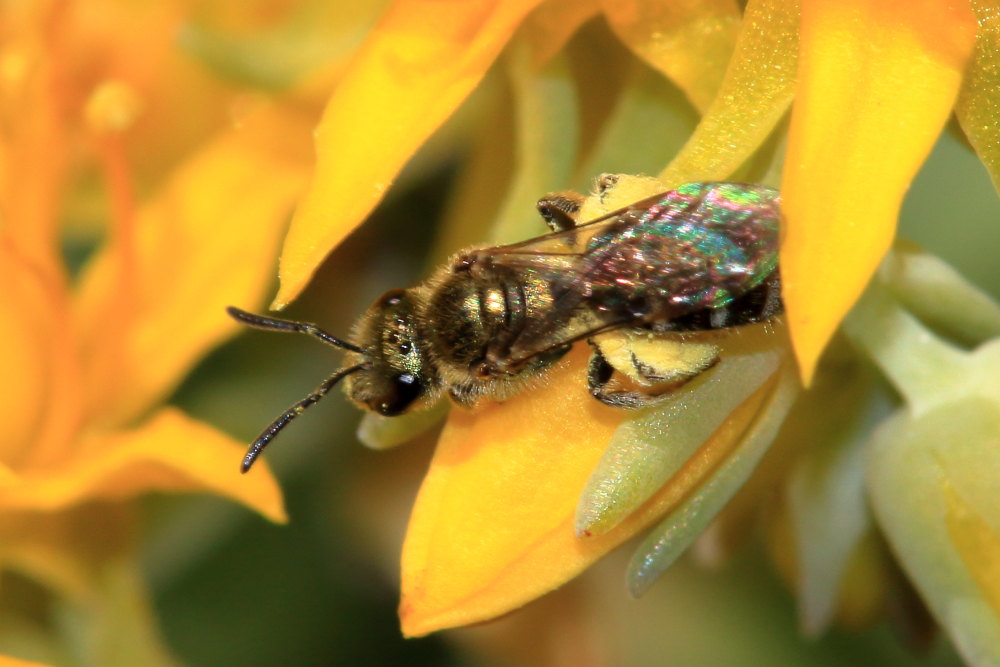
(596, 174, 619, 204)
(536, 191, 585, 232)
(588, 341, 721, 409)
(630, 348, 719, 385)
(587, 346, 657, 409)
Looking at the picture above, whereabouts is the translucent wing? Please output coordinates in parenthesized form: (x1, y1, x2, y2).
(475, 183, 782, 368)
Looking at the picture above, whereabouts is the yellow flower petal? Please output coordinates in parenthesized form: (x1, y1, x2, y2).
(74, 105, 313, 428)
(273, 0, 544, 308)
(601, 0, 740, 113)
(780, 0, 976, 383)
(956, 0, 1000, 192)
(658, 0, 800, 187)
(399, 346, 781, 636)
(0, 408, 286, 523)
(945, 484, 1000, 622)
(400, 347, 621, 636)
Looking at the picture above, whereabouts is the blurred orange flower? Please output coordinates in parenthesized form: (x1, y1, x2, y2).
(0, 0, 387, 661)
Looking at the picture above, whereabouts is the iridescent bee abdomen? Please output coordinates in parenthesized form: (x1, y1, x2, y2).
(454, 182, 783, 374)
(582, 182, 781, 328)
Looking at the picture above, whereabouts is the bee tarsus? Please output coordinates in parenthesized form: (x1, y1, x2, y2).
(536, 191, 585, 232)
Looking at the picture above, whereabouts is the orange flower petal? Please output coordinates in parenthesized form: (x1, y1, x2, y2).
(0, 408, 286, 522)
(273, 0, 544, 308)
(956, 0, 1000, 192)
(658, 0, 800, 187)
(178, 1, 388, 91)
(780, 0, 976, 383)
(399, 346, 783, 636)
(0, 507, 118, 602)
(601, 0, 740, 113)
(73, 105, 313, 428)
(0, 239, 54, 457)
(0, 237, 82, 468)
(0, 1, 70, 280)
(521, 0, 600, 69)
(0, 657, 51, 667)
(0, 506, 178, 665)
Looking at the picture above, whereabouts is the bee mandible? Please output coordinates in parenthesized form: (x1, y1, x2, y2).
(228, 178, 783, 473)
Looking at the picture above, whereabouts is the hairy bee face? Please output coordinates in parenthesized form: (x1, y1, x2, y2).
(344, 288, 439, 416)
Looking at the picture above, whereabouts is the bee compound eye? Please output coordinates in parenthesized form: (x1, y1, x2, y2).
(374, 373, 423, 416)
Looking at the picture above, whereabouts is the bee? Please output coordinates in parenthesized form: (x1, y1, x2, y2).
(228, 179, 782, 473)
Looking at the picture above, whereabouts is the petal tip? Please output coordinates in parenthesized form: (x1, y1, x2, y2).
(398, 599, 422, 638)
(787, 326, 819, 386)
(257, 494, 289, 524)
(572, 511, 595, 538)
(626, 572, 650, 599)
(269, 288, 295, 312)
(398, 596, 450, 638)
(571, 511, 606, 539)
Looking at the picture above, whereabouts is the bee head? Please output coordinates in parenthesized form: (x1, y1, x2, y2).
(346, 288, 438, 416)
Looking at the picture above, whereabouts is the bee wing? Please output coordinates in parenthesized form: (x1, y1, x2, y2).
(492, 192, 667, 254)
(472, 202, 653, 275)
(478, 183, 782, 368)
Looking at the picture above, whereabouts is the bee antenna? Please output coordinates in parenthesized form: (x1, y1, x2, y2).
(241, 364, 366, 473)
(226, 306, 364, 354)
